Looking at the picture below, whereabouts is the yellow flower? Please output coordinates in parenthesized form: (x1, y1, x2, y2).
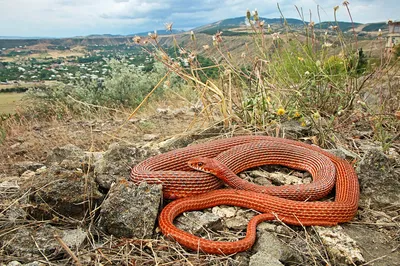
(276, 108, 286, 116)
(293, 111, 301, 118)
(298, 57, 304, 61)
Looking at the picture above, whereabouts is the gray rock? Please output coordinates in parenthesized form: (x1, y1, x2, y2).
(268, 120, 312, 139)
(46, 144, 86, 169)
(94, 142, 159, 189)
(357, 148, 400, 207)
(250, 231, 293, 266)
(99, 181, 162, 238)
(314, 226, 364, 265)
(176, 211, 222, 235)
(143, 134, 159, 141)
(14, 161, 45, 176)
(25, 167, 104, 220)
(23, 262, 45, 266)
(0, 225, 85, 259)
(6, 261, 22, 266)
(61, 227, 87, 250)
(327, 147, 360, 160)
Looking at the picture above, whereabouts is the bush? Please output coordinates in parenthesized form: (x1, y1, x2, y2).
(23, 59, 180, 118)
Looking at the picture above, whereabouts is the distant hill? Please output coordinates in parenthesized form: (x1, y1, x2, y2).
(0, 16, 392, 49)
(314, 21, 362, 31)
(361, 22, 388, 32)
(130, 29, 185, 37)
(194, 16, 305, 35)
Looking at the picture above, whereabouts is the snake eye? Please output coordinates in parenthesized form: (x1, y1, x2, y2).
(197, 162, 203, 167)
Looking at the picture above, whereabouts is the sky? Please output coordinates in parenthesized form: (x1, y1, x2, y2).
(0, 0, 398, 38)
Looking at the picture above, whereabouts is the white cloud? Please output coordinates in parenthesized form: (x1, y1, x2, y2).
(0, 0, 398, 37)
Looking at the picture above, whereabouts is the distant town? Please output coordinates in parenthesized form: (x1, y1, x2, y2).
(0, 43, 156, 87)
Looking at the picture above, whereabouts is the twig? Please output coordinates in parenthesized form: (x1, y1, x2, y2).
(54, 234, 83, 266)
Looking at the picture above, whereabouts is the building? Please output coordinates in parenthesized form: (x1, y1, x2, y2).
(385, 20, 400, 54)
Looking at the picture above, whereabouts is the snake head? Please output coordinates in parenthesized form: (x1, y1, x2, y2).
(187, 157, 220, 175)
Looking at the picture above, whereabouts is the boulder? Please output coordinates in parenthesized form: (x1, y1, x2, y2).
(98, 181, 162, 238)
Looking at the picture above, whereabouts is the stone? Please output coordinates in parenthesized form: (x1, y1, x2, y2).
(0, 225, 85, 259)
(249, 231, 294, 266)
(357, 148, 400, 207)
(314, 226, 364, 265)
(94, 142, 159, 189)
(143, 134, 159, 141)
(61, 227, 87, 249)
(14, 161, 45, 176)
(98, 181, 162, 238)
(6, 261, 22, 266)
(176, 211, 222, 235)
(24, 166, 104, 220)
(46, 144, 86, 170)
(270, 120, 312, 139)
(212, 206, 237, 218)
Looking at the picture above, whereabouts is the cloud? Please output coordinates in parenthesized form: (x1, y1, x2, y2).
(0, 0, 398, 37)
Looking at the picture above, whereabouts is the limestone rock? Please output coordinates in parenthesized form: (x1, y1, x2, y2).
(46, 144, 86, 169)
(250, 231, 294, 266)
(25, 166, 103, 220)
(14, 161, 45, 176)
(94, 142, 159, 189)
(0, 225, 87, 260)
(314, 226, 364, 265)
(357, 148, 400, 207)
(176, 211, 222, 235)
(99, 181, 162, 238)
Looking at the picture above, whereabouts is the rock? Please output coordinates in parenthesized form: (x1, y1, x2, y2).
(268, 120, 312, 139)
(0, 225, 86, 259)
(357, 148, 400, 207)
(249, 231, 294, 266)
(212, 206, 237, 218)
(20, 170, 37, 180)
(98, 181, 162, 238)
(143, 134, 159, 141)
(172, 108, 186, 116)
(46, 144, 86, 170)
(61, 227, 87, 249)
(14, 161, 45, 176)
(176, 211, 222, 235)
(327, 147, 359, 160)
(225, 216, 249, 230)
(314, 226, 364, 265)
(24, 166, 103, 220)
(94, 142, 159, 189)
(3, 205, 27, 224)
(6, 261, 22, 266)
(156, 108, 170, 115)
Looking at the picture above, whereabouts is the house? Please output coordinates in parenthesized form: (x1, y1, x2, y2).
(385, 20, 400, 54)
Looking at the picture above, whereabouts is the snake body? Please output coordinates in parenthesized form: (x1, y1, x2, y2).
(130, 136, 359, 254)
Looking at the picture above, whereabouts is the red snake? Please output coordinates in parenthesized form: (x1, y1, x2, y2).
(130, 136, 359, 254)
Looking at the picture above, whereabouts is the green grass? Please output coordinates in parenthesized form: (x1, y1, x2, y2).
(0, 92, 24, 114)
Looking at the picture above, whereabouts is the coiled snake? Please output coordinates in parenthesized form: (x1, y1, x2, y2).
(130, 136, 359, 254)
